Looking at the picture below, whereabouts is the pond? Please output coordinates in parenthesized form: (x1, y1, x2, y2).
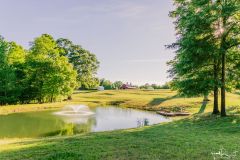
(0, 105, 170, 138)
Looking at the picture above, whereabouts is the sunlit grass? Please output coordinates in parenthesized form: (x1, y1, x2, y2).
(1, 114, 240, 159)
(1, 90, 240, 159)
(1, 89, 240, 115)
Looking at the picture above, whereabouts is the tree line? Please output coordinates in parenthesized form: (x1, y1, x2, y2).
(168, 0, 240, 116)
(99, 79, 170, 90)
(99, 79, 124, 90)
(0, 34, 99, 105)
(139, 83, 171, 90)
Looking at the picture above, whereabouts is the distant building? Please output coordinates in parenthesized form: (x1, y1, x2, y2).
(120, 83, 137, 89)
(97, 86, 104, 91)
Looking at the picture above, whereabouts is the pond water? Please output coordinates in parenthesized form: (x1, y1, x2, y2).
(0, 106, 170, 138)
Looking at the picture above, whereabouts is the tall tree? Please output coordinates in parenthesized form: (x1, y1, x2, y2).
(169, 0, 221, 114)
(169, 0, 240, 116)
(212, 0, 240, 116)
(0, 37, 19, 105)
(27, 34, 77, 103)
(56, 38, 100, 89)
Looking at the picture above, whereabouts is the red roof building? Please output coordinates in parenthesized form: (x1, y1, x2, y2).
(120, 83, 137, 89)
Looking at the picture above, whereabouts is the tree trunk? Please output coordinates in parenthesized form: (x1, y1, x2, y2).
(213, 87, 220, 114)
(50, 95, 53, 103)
(221, 52, 226, 117)
(213, 63, 220, 114)
(220, 15, 227, 117)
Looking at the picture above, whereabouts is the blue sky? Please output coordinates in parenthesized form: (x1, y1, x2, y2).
(0, 0, 176, 85)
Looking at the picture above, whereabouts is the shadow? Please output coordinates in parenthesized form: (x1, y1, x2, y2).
(100, 93, 115, 96)
(73, 90, 98, 94)
(148, 98, 167, 106)
(148, 95, 179, 106)
(108, 100, 126, 106)
(198, 101, 208, 114)
(81, 100, 101, 104)
(147, 95, 188, 112)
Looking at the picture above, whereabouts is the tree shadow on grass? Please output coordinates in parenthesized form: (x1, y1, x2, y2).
(108, 100, 127, 106)
(198, 100, 208, 114)
(148, 95, 179, 106)
(100, 93, 115, 96)
(73, 90, 98, 94)
(81, 100, 101, 104)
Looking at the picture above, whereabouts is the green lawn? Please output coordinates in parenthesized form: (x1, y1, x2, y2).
(1, 90, 240, 160)
(2, 89, 240, 115)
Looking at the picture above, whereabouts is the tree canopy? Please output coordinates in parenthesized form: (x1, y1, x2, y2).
(0, 34, 99, 105)
(169, 0, 240, 116)
(56, 38, 100, 89)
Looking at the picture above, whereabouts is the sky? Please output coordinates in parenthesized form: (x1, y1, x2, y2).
(0, 0, 176, 85)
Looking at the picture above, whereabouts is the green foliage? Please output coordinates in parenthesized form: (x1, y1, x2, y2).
(99, 79, 126, 90)
(169, 0, 218, 97)
(7, 42, 26, 65)
(100, 79, 113, 90)
(0, 34, 96, 105)
(112, 81, 123, 89)
(0, 37, 20, 105)
(139, 83, 170, 89)
(160, 82, 171, 89)
(169, 0, 240, 116)
(26, 34, 77, 103)
(56, 38, 100, 89)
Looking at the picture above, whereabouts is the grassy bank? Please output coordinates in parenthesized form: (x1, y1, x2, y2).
(1, 114, 240, 159)
(1, 90, 240, 159)
(1, 89, 240, 115)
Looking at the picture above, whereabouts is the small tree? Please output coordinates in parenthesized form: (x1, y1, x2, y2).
(113, 81, 123, 89)
(100, 79, 113, 90)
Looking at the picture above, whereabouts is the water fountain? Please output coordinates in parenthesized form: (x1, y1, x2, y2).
(54, 105, 95, 116)
(54, 105, 95, 124)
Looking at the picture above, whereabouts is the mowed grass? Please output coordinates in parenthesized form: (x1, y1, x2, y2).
(71, 90, 240, 114)
(1, 90, 240, 160)
(2, 89, 240, 115)
(1, 115, 240, 160)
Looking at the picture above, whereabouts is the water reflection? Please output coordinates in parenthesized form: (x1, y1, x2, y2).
(0, 106, 170, 138)
(42, 118, 96, 137)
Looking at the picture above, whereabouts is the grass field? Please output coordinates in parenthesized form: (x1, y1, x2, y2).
(1, 90, 240, 160)
(2, 89, 240, 115)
